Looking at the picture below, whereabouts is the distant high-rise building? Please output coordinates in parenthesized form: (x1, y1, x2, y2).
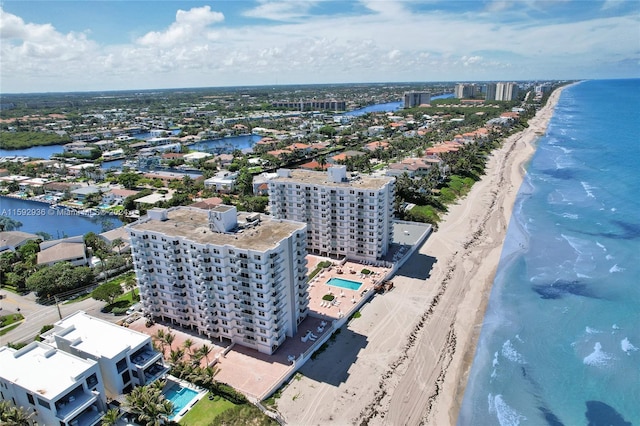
(127, 205, 309, 355)
(271, 99, 346, 111)
(454, 83, 478, 99)
(403, 91, 431, 108)
(485, 83, 497, 101)
(495, 82, 519, 101)
(268, 166, 395, 262)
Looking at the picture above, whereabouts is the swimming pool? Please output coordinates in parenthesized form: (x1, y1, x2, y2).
(164, 384, 199, 420)
(327, 277, 362, 291)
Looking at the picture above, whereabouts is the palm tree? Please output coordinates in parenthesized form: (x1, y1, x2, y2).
(123, 274, 137, 301)
(111, 237, 124, 255)
(0, 400, 34, 426)
(168, 348, 185, 366)
(182, 338, 194, 357)
(101, 407, 121, 426)
(153, 329, 166, 354)
(162, 332, 175, 353)
(124, 381, 174, 426)
(198, 344, 212, 366)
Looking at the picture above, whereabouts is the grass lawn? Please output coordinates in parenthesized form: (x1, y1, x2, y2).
(0, 323, 22, 336)
(179, 394, 235, 426)
(1, 313, 24, 328)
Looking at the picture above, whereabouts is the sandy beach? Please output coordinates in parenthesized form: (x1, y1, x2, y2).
(275, 86, 568, 426)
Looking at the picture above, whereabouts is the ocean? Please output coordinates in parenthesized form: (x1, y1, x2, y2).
(458, 80, 640, 425)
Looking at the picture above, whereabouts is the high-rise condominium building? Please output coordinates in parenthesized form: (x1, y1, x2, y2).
(454, 83, 478, 99)
(495, 82, 519, 101)
(127, 205, 308, 355)
(403, 91, 431, 108)
(484, 83, 497, 101)
(268, 166, 395, 262)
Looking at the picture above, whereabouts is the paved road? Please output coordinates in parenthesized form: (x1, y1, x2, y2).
(1, 290, 115, 345)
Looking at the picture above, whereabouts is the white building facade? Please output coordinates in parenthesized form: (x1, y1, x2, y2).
(127, 205, 309, 355)
(43, 311, 168, 398)
(268, 166, 395, 262)
(0, 342, 107, 426)
(495, 82, 519, 101)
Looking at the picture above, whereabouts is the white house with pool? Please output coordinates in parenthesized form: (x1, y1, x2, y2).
(0, 341, 107, 426)
(42, 311, 169, 398)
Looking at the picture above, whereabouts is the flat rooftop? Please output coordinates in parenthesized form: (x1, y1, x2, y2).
(50, 311, 149, 359)
(0, 342, 97, 398)
(128, 207, 306, 251)
(270, 169, 393, 190)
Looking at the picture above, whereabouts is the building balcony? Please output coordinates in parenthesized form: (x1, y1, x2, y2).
(130, 349, 162, 370)
(142, 362, 170, 385)
(55, 389, 99, 424)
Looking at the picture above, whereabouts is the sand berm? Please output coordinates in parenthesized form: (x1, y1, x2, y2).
(276, 86, 569, 426)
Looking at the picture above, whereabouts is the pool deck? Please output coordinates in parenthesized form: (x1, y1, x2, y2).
(127, 254, 390, 401)
(165, 376, 207, 422)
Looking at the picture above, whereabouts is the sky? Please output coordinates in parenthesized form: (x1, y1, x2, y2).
(1, 0, 638, 93)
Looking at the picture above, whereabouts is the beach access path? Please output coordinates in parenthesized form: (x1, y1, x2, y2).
(275, 86, 569, 425)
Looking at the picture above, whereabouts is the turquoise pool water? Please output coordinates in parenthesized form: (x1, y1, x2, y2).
(164, 384, 199, 419)
(327, 277, 362, 291)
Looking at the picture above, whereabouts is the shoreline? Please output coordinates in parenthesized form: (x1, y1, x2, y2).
(432, 84, 573, 425)
(275, 85, 572, 425)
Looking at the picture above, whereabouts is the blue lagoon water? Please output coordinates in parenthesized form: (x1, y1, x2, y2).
(459, 80, 640, 425)
(0, 196, 122, 237)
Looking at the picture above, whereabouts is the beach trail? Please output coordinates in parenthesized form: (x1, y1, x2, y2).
(275, 87, 567, 426)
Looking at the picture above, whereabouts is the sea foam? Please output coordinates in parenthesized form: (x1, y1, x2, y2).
(491, 394, 527, 426)
(501, 340, 526, 364)
(609, 264, 624, 273)
(621, 338, 638, 355)
(583, 342, 613, 367)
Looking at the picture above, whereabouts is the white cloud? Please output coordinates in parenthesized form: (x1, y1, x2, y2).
(601, 0, 625, 10)
(242, 1, 317, 21)
(1, 3, 638, 92)
(137, 6, 224, 47)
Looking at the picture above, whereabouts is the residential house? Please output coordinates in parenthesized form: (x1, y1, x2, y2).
(0, 342, 107, 426)
(42, 311, 168, 398)
(37, 237, 88, 267)
(204, 171, 238, 193)
(0, 231, 40, 253)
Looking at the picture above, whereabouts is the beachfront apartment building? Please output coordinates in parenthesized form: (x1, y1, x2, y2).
(0, 342, 107, 426)
(268, 166, 395, 262)
(127, 205, 309, 355)
(42, 311, 168, 398)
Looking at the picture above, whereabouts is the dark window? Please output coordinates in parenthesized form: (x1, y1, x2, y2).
(37, 397, 50, 409)
(121, 371, 130, 384)
(116, 358, 127, 373)
(86, 373, 98, 388)
(27, 393, 34, 405)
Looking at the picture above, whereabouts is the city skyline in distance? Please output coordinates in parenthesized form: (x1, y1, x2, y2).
(1, 0, 638, 94)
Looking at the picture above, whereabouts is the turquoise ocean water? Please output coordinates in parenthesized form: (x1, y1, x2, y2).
(458, 80, 640, 425)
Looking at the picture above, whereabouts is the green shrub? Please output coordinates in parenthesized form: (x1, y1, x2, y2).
(361, 268, 371, 275)
(39, 324, 54, 334)
(111, 306, 129, 315)
(322, 294, 335, 301)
